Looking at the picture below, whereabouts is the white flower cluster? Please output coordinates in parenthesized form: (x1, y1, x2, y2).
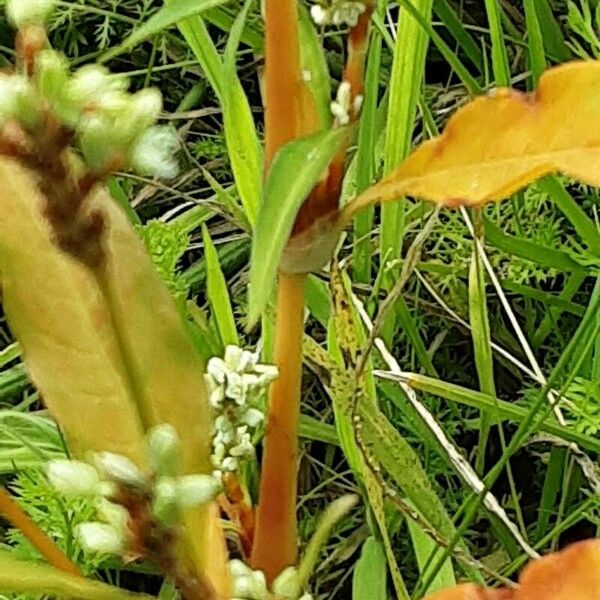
(330, 80, 363, 125)
(205, 346, 277, 479)
(310, 1, 366, 27)
(47, 425, 221, 556)
(229, 561, 313, 600)
(0, 0, 179, 180)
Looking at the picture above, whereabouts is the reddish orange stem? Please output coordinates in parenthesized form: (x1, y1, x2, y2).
(251, 0, 306, 582)
(0, 486, 82, 577)
(251, 273, 305, 581)
(263, 0, 302, 166)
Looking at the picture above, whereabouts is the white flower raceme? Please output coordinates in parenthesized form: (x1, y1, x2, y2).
(6, 0, 56, 29)
(205, 345, 278, 479)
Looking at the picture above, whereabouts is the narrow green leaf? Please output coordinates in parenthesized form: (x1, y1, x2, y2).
(524, 0, 547, 85)
(202, 225, 239, 348)
(353, 1, 385, 284)
(535, 447, 566, 541)
(483, 0, 511, 86)
(407, 508, 456, 594)
(175, 7, 262, 225)
(297, 495, 359, 592)
(248, 128, 348, 326)
(433, 0, 483, 72)
(483, 215, 586, 274)
(102, 0, 229, 62)
(468, 244, 495, 474)
(352, 537, 387, 600)
(534, 0, 571, 61)
(220, 0, 262, 225)
(538, 177, 600, 257)
(391, 372, 600, 454)
(381, 0, 434, 258)
(0, 550, 154, 600)
(298, 5, 332, 130)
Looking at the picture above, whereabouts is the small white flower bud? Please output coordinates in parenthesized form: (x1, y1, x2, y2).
(226, 371, 248, 404)
(69, 65, 127, 108)
(95, 499, 129, 533)
(242, 408, 264, 428)
(353, 94, 364, 115)
(78, 114, 120, 172)
(47, 459, 101, 496)
(152, 477, 179, 526)
(0, 74, 40, 128)
(147, 424, 181, 477)
(130, 125, 179, 179)
(310, 4, 330, 25)
(215, 415, 234, 434)
(207, 357, 228, 384)
(129, 88, 162, 130)
(221, 456, 238, 472)
(94, 452, 146, 487)
(76, 522, 125, 555)
(35, 50, 75, 123)
(254, 364, 279, 385)
(272, 566, 301, 599)
(228, 559, 253, 578)
(175, 474, 221, 509)
(224, 345, 244, 372)
(6, 0, 56, 29)
(209, 386, 226, 407)
(212, 441, 226, 464)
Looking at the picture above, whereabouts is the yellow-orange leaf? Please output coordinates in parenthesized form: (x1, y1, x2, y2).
(423, 539, 600, 600)
(343, 61, 600, 221)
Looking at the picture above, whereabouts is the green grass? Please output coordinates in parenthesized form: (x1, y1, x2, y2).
(0, 0, 599, 598)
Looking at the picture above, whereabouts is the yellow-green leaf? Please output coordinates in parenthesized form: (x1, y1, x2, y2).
(0, 159, 228, 595)
(0, 550, 155, 600)
(344, 61, 600, 220)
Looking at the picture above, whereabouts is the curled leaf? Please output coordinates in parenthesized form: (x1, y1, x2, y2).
(344, 61, 600, 222)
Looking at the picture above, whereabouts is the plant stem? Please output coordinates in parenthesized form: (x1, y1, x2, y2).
(0, 487, 82, 577)
(251, 273, 306, 582)
(251, 0, 305, 582)
(262, 0, 302, 166)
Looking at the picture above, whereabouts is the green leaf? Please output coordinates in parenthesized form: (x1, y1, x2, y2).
(468, 243, 496, 474)
(389, 372, 600, 454)
(202, 225, 239, 348)
(298, 5, 332, 131)
(176, 3, 262, 227)
(407, 507, 456, 594)
(101, 0, 230, 62)
(0, 550, 154, 600)
(247, 128, 348, 326)
(352, 537, 388, 600)
(222, 0, 262, 225)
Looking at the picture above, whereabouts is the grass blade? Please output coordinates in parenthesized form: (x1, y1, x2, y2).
(201, 225, 239, 348)
(102, 0, 229, 62)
